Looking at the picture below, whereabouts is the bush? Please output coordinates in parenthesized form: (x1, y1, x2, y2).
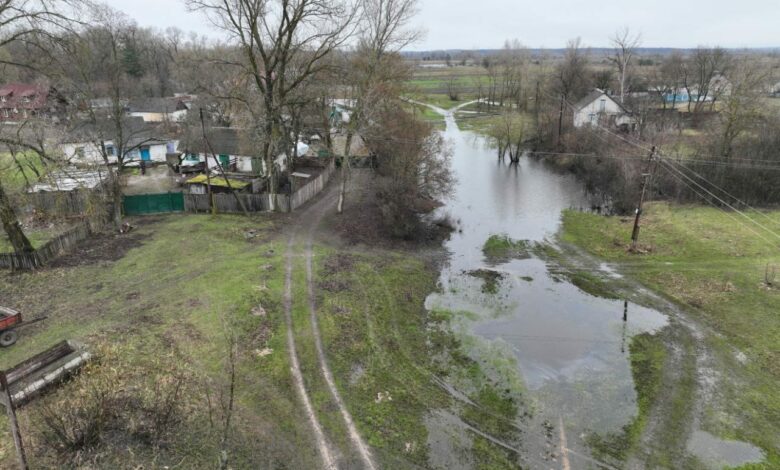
(31, 344, 194, 465)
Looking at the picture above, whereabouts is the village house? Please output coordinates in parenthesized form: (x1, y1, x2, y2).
(61, 118, 178, 166)
(0, 83, 67, 122)
(127, 95, 193, 123)
(177, 127, 258, 174)
(572, 88, 635, 130)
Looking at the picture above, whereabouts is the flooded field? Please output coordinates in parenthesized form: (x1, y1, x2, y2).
(423, 109, 765, 468)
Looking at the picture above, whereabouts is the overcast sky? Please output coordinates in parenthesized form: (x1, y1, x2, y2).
(104, 0, 780, 50)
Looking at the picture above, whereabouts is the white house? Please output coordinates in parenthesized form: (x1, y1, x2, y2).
(61, 118, 178, 166)
(573, 89, 634, 129)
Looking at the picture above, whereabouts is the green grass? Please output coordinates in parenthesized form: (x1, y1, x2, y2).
(588, 332, 667, 461)
(0, 214, 321, 468)
(315, 249, 525, 468)
(0, 151, 46, 190)
(414, 93, 471, 110)
(0, 226, 64, 252)
(561, 202, 780, 463)
(482, 234, 531, 262)
(406, 66, 491, 94)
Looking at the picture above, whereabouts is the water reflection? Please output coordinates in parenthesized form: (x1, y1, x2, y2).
(426, 112, 669, 463)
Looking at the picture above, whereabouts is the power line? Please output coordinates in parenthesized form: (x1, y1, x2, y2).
(659, 161, 779, 249)
(671, 159, 780, 229)
(662, 159, 780, 242)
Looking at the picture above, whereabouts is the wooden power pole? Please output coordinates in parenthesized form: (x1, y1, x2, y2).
(631, 146, 658, 251)
(1, 372, 28, 470)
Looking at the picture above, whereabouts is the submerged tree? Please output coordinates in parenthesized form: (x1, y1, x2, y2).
(486, 112, 527, 163)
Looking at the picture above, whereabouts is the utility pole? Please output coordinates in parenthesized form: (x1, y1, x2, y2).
(199, 108, 250, 217)
(631, 146, 658, 251)
(198, 109, 215, 215)
(1, 372, 28, 470)
(556, 93, 565, 148)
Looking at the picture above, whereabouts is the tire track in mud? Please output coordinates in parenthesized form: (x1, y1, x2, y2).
(283, 235, 338, 470)
(301, 185, 377, 470)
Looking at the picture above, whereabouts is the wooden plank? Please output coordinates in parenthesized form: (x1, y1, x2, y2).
(5, 341, 74, 385)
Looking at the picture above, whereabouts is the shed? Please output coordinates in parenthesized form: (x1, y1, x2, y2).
(184, 174, 251, 194)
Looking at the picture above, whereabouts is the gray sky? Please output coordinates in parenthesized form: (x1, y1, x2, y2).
(104, 0, 780, 50)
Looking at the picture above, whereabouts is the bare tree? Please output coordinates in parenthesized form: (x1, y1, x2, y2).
(336, 0, 421, 213)
(0, 0, 83, 252)
(486, 112, 527, 163)
(683, 46, 731, 114)
(553, 37, 590, 144)
(53, 7, 167, 226)
(609, 27, 641, 104)
(188, 0, 359, 211)
(712, 57, 766, 158)
(498, 39, 527, 109)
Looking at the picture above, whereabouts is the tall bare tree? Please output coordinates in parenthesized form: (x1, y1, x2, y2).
(712, 58, 766, 158)
(336, 0, 421, 213)
(0, 0, 82, 252)
(53, 6, 167, 226)
(552, 37, 590, 144)
(188, 0, 358, 211)
(683, 46, 731, 114)
(609, 27, 641, 104)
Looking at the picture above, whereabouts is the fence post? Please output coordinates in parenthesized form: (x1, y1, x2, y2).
(1, 372, 29, 470)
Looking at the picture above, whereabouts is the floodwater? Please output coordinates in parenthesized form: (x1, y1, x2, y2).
(423, 109, 667, 468)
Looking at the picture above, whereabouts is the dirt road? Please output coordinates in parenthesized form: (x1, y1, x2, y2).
(283, 177, 376, 469)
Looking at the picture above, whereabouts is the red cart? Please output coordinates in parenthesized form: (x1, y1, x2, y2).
(0, 307, 46, 347)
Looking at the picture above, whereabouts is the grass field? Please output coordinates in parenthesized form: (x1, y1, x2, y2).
(407, 65, 491, 95)
(0, 152, 46, 190)
(0, 215, 322, 468)
(561, 202, 780, 465)
(0, 210, 527, 467)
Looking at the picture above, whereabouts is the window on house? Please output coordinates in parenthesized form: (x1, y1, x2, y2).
(2, 109, 8, 118)
(75, 147, 85, 159)
(599, 99, 606, 112)
(105, 145, 115, 156)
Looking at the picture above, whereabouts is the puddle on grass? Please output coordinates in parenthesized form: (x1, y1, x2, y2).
(687, 430, 765, 469)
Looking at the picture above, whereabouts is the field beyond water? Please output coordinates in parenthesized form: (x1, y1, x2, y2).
(560, 202, 780, 467)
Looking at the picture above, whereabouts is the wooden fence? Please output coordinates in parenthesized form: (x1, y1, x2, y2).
(18, 191, 99, 217)
(290, 160, 336, 211)
(183, 192, 291, 213)
(182, 160, 336, 214)
(0, 222, 91, 270)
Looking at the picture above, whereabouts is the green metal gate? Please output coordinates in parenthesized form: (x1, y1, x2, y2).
(123, 192, 185, 215)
